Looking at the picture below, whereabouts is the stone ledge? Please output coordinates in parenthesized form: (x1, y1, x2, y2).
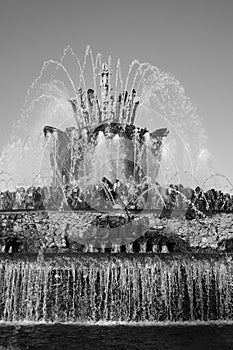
(0, 211, 233, 253)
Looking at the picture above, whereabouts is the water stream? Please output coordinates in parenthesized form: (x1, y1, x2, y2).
(0, 253, 232, 323)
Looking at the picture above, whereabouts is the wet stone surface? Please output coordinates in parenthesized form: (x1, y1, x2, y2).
(0, 211, 233, 253)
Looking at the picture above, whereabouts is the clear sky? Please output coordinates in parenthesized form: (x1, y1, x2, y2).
(0, 0, 233, 188)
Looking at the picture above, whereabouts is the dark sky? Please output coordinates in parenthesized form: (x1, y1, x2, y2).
(1, 0, 233, 186)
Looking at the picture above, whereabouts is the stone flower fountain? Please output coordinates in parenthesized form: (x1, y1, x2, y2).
(43, 63, 169, 198)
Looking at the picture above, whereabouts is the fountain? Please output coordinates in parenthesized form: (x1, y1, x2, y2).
(43, 62, 169, 207)
(0, 47, 233, 330)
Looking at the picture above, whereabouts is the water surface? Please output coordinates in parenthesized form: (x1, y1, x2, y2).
(1, 322, 233, 350)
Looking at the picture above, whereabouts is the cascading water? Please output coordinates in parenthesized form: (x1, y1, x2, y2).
(90, 132, 128, 185)
(1, 254, 233, 323)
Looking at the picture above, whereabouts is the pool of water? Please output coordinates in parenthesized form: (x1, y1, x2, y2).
(1, 322, 233, 350)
